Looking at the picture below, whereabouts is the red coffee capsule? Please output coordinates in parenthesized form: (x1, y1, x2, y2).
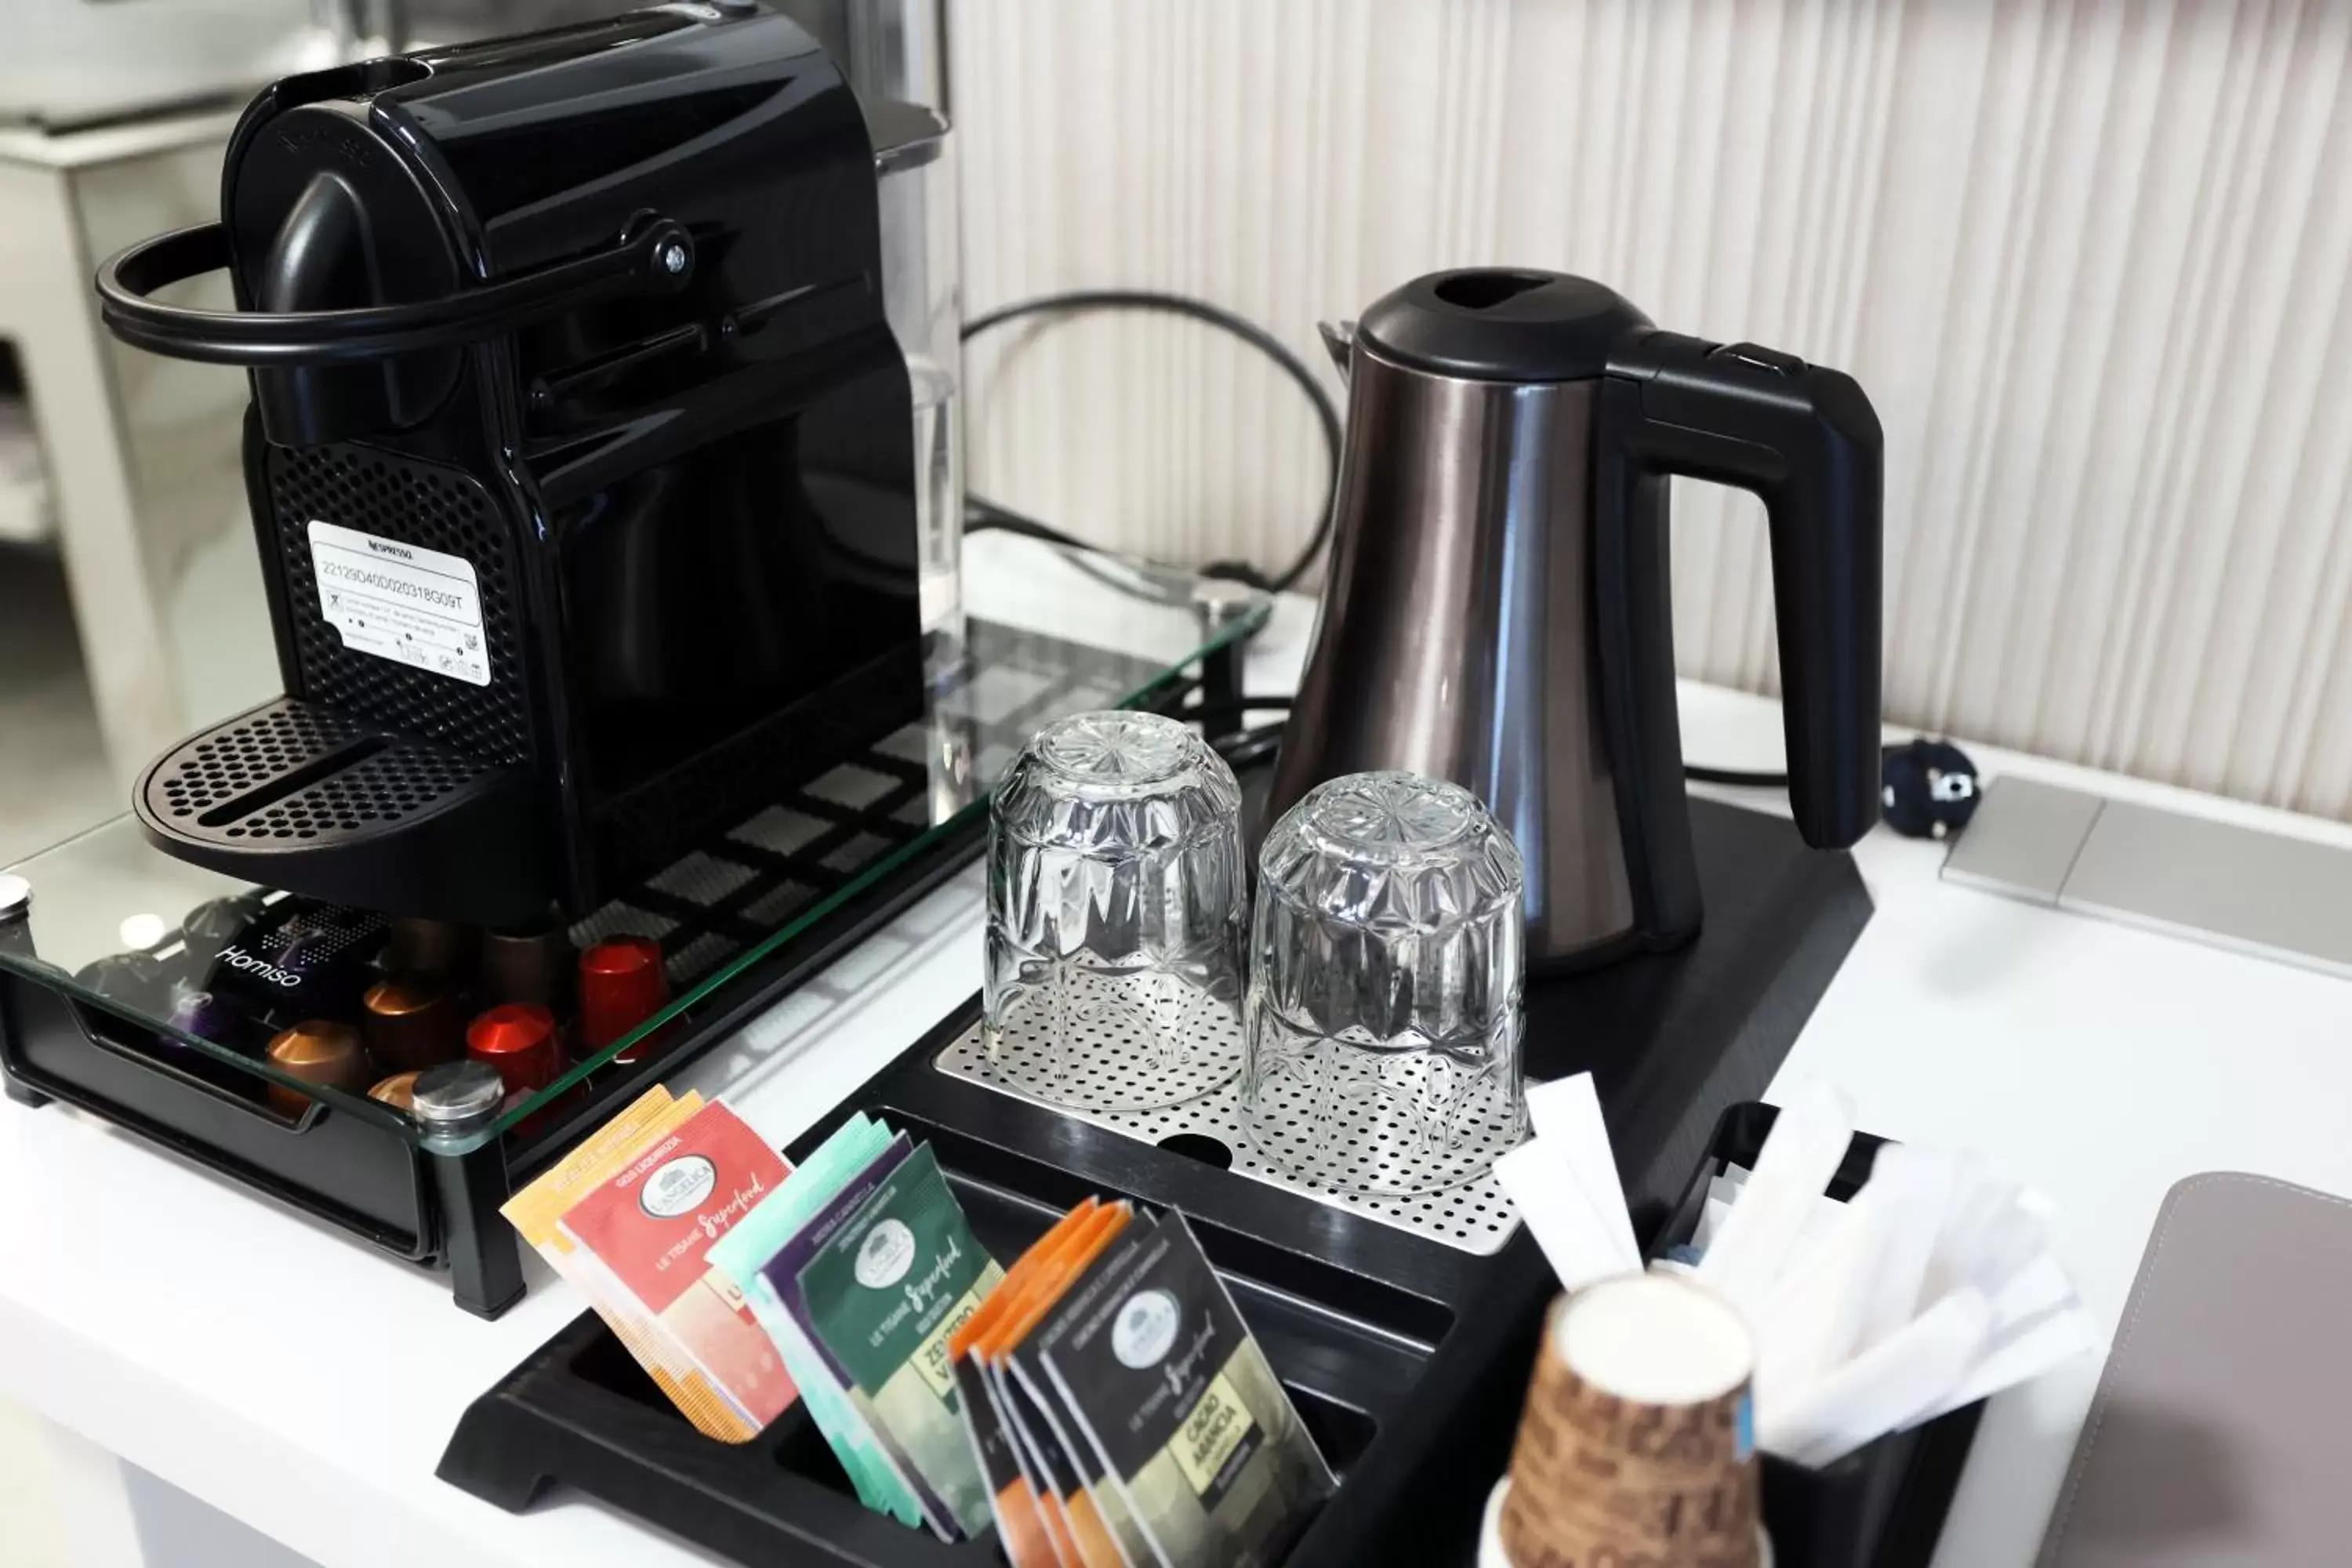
(577, 936, 670, 1064)
(465, 1002, 562, 1097)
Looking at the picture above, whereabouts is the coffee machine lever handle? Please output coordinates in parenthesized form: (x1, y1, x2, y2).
(1593, 329, 1885, 900)
(95, 213, 697, 366)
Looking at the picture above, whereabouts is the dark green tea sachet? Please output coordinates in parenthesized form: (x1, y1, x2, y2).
(1033, 1211, 1335, 1567)
(797, 1142, 1005, 1539)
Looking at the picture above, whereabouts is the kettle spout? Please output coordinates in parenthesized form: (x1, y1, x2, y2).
(1317, 319, 1356, 379)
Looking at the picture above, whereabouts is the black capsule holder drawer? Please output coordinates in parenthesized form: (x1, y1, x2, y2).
(0, 623, 1189, 1317)
(0, 824, 984, 1318)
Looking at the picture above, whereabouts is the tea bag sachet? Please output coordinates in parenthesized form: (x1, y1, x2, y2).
(706, 1115, 929, 1524)
(797, 1142, 1006, 1540)
(981, 1207, 1159, 1568)
(763, 1133, 978, 1535)
(557, 1100, 800, 1439)
(1037, 1213, 1334, 1568)
(502, 1088, 773, 1441)
(949, 1199, 1105, 1568)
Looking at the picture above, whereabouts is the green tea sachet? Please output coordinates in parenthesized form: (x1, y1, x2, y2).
(703, 1116, 929, 1526)
(797, 1142, 1004, 1540)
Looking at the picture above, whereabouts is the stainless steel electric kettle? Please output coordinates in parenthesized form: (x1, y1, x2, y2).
(1264, 268, 1884, 971)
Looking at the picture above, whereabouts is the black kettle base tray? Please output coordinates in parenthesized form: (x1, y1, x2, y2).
(439, 799, 1875, 1565)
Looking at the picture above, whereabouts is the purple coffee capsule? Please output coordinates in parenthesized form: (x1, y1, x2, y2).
(165, 985, 241, 1042)
(71, 952, 172, 1014)
(179, 893, 267, 967)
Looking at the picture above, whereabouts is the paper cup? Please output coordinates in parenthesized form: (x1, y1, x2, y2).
(1494, 1276, 1765, 1567)
(1480, 1479, 1772, 1568)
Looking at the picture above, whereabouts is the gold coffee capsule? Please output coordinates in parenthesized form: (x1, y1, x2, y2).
(263, 1020, 372, 1116)
(368, 1071, 422, 1113)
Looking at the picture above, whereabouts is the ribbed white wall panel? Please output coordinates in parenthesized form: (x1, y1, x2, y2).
(952, 0, 2352, 816)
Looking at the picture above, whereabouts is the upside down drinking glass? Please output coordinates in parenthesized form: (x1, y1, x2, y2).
(983, 710, 1247, 1110)
(1243, 771, 1528, 1195)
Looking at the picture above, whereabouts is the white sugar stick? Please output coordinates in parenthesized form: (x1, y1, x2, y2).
(1761, 1287, 1994, 1468)
(1526, 1074, 1640, 1269)
(1693, 1195, 1734, 1250)
(1496, 1141, 1639, 1292)
(1697, 1081, 1857, 1318)
(1749, 1199, 1871, 1413)
(1922, 1161, 2027, 1301)
(1987, 1253, 2074, 1332)
(1910, 1301, 2101, 1426)
(1849, 1143, 1958, 1352)
(1965, 1206, 2048, 1296)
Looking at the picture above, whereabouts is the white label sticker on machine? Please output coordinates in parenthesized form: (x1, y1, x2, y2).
(306, 519, 490, 687)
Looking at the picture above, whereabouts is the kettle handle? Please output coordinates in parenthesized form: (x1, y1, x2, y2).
(1593, 330, 1884, 938)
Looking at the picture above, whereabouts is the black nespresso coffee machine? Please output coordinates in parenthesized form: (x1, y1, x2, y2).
(96, 4, 944, 925)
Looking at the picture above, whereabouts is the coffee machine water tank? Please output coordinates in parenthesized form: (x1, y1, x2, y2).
(779, 0, 967, 684)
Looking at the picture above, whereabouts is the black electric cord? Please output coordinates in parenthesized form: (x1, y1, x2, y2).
(965, 492, 1198, 606)
(960, 289, 1343, 596)
(1194, 726, 1809, 789)
(1174, 695, 1294, 726)
(1683, 763, 1789, 787)
(1166, 691, 1292, 771)
(1203, 715, 1980, 840)
(1211, 721, 1287, 772)
(1684, 739, 1985, 840)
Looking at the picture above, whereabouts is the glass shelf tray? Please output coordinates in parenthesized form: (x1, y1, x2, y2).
(0, 535, 1267, 1152)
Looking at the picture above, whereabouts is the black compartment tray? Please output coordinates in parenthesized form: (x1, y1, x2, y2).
(443, 1099, 1468, 1566)
(441, 1014, 1563, 1566)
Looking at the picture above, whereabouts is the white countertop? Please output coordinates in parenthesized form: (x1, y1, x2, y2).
(6, 596, 2352, 1568)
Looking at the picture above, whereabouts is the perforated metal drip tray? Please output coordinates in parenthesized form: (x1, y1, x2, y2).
(133, 695, 545, 926)
(934, 1012, 1524, 1256)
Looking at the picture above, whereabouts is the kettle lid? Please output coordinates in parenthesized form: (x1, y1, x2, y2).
(1356, 268, 1651, 383)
